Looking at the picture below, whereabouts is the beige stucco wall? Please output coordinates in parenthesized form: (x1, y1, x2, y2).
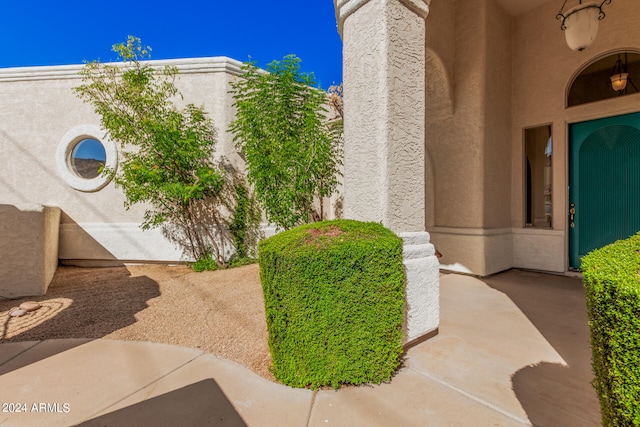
(423, 0, 640, 275)
(336, 0, 638, 276)
(0, 58, 244, 263)
(425, 0, 514, 275)
(0, 204, 60, 297)
(483, 0, 512, 229)
(427, 0, 485, 230)
(510, 0, 640, 273)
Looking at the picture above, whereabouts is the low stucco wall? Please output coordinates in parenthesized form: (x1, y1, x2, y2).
(0, 204, 60, 298)
(430, 227, 513, 276)
(58, 223, 182, 264)
(512, 228, 565, 273)
(432, 227, 566, 276)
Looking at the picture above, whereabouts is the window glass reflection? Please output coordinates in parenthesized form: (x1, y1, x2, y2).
(525, 126, 552, 228)
(70, 138, 106, 179)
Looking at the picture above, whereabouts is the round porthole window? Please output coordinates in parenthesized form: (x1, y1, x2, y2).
(70, 138, 106, 179)
(56, 125, 118, 192)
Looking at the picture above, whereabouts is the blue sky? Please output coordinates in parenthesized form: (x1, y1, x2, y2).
(0, 1, 343, 89)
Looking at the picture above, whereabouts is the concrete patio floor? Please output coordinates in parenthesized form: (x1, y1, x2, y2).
(0, 270, 600, 426)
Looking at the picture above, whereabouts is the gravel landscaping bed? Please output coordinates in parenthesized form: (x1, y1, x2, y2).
(0, 263, 272, 380)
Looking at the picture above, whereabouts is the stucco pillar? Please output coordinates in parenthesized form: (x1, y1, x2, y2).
(0, 204, 60, 298)
(335, 0, 439, 343)
(336, 0, 429, 231)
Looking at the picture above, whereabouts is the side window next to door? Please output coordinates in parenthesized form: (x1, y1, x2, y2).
(524, 125, 552, 229)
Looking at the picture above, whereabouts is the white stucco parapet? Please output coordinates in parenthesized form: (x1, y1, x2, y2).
(400, 231, 440, 343)
(0, 57, 245, 82)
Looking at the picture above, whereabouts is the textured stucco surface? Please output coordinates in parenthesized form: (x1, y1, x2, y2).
(423, 0, 640, 275)
(0, 204, 60, 297)
(510, 0, 640, 273)
(511, 0, 640, 147)
(58, 223, 183, 264)
(401, 232, 440, 342)
(512, 229, 565, 273)
(43, 205, 61, 286)
(341, 0, 428, 233)
(338, 0, 639, 278)
(482, 0, 512, 229)
(0, 58, 244, 263)
(5, 0, 639, 275)
(431, 227, 513, 277)
(338, 0, 440, 341)
(423, 0, 515, 275)
(341, 0, 384, 226)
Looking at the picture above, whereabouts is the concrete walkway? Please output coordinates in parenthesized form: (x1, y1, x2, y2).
(0, 270, 600, 426)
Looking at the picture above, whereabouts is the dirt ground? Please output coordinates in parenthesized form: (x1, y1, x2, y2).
(0, 263, 273, 380)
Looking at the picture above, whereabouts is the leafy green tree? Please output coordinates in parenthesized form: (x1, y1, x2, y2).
(74, 36, 232, 266)
(229, 55, 342, 230)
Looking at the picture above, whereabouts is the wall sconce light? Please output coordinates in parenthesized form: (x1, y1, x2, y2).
(557, 0, 612, 51)
(610, 54, 629, 93)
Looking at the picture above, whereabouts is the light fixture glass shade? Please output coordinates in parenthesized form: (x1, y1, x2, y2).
(563, 3, 600, 51)
(610, 72, 629, 91)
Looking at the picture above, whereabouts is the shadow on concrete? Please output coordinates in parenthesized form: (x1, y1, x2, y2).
(78, 379, 247, 427)
(0, 266, 159, 347)
(485, 269, 600, 427)
(0, 339, 90, 377)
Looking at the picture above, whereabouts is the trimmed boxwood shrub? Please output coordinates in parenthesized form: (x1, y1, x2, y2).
(258, 219, 405, 389)
(582, 231, 640, 426)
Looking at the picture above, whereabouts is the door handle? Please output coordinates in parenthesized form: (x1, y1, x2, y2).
(569, 203, 576, 228)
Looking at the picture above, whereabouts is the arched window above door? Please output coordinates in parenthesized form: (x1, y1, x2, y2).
(568, 51, 640, 107)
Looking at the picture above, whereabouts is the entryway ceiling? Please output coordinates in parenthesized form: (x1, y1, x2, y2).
(495, 0, 550, 16)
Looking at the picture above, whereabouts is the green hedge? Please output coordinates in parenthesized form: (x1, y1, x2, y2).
(258, 219, 405, 389)
(582, 232, 640, 426)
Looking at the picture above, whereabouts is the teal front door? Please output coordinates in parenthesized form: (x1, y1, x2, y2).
(569, 111, 640, 269)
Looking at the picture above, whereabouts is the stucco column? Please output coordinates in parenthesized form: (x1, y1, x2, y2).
(335, 0, 430, 232)
(335, 0, 439, 343)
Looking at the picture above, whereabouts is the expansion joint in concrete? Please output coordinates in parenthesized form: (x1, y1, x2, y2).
(305, 390, 318, 427)
(81, 349, 205, 423)
(408, 367, 532, 426)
